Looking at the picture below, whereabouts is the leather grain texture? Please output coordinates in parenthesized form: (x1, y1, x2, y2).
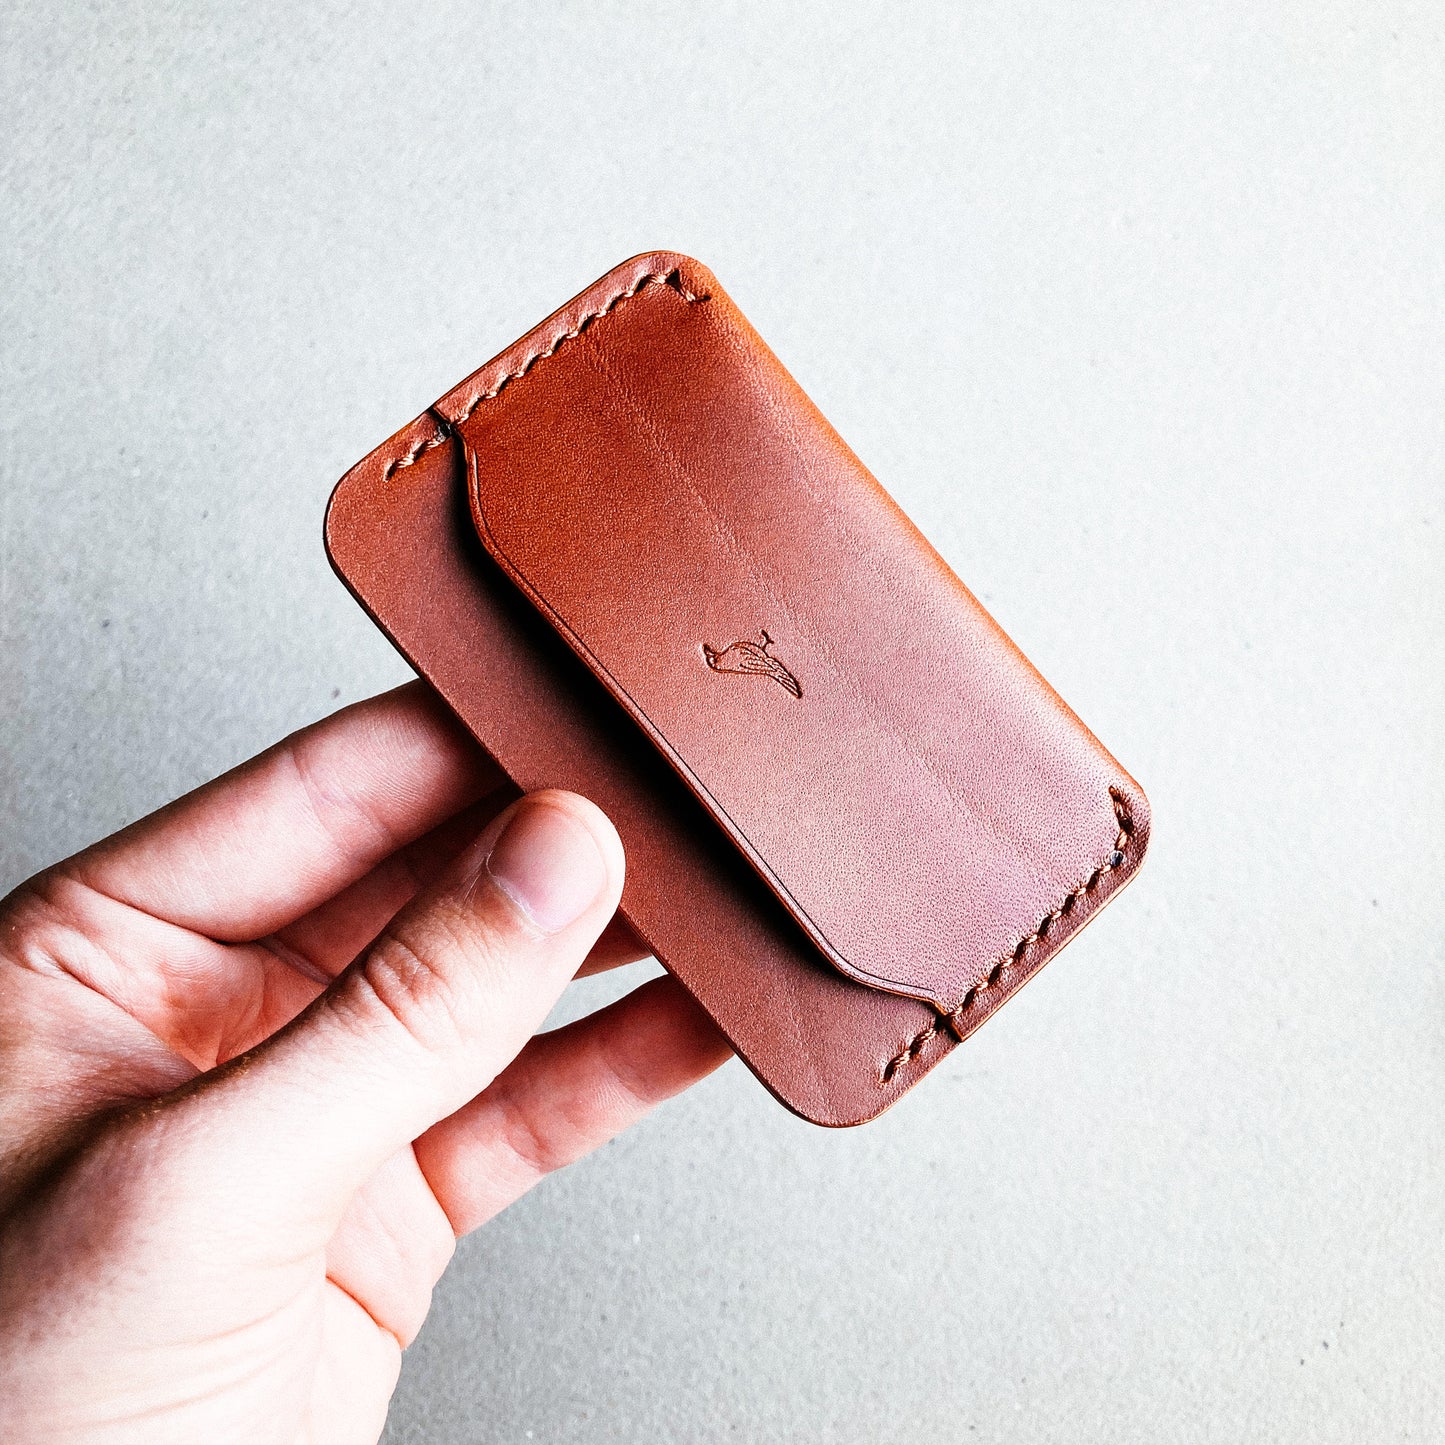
(326, 251, 1150, 1126)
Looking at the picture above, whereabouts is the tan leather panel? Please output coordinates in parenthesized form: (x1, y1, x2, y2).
(447, 259, 1145, 1008)
(326, 251, 1150, 1125)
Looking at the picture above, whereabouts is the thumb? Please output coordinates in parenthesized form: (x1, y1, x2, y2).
(155, 789, 623, 1228)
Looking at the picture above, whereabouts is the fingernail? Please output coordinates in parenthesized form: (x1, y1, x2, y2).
(483, 800, 609, 932)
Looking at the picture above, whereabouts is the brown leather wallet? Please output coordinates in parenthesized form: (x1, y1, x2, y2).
(325, 251, 1151, 1127)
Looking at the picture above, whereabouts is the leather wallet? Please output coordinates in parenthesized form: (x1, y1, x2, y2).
(325, 251, 1151, 1127)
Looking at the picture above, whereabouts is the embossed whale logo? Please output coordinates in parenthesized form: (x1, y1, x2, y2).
(701, 629, 803, 699)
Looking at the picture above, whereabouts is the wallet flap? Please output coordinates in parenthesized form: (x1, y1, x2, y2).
(436, 254, 1147, 1013)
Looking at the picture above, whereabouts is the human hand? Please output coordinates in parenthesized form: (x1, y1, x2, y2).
(0, 683, 731, 1444)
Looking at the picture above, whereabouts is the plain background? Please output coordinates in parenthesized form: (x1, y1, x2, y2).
(3, 3, 1442, 1441)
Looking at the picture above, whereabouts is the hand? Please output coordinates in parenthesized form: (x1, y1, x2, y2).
(0, 683, 731, 1444)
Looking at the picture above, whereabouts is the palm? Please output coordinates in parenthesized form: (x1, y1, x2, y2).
(11, 913, 457, 1445)
(0, 684, 726, 1445)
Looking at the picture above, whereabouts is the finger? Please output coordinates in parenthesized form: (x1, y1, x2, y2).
(414, 974, 732, 1236)
(209, 905, 649, 1067)
(318, 977, 729, 1345)
(263, 791, 516, 979)
(218, 895, 647, 1066)
(575, 915, 654, 978)
(6, 793, 650, 1090)
(64, 681, 502, 941)
(266, 791, 649, 983)
(323, 1144, 457, 1348)
(142, 790, 624, 1235)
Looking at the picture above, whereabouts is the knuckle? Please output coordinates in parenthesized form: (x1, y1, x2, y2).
(281, 727, 406, 865)
(0, 872, 88, 976)
(342, 931, 469, 1056)
(326, 868, 542, 1057)
(339, 892, 518, 1056)
(495, 1091, 578, 1182)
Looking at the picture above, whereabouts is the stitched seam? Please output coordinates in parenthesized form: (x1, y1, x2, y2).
(881, 788, 1135, 1084)
(450, 268, 704, 427)
(381, 420, 451, 481)
(379, 269, 701, 481)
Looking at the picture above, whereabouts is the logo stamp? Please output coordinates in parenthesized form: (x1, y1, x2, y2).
(701, 629, 803, 699)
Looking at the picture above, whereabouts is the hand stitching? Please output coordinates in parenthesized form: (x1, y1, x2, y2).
(381, 422, 451, 481)
(380, 268, 702, 481)
(880, 788, 1135, 1084)
(450, 268, 705, 427)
